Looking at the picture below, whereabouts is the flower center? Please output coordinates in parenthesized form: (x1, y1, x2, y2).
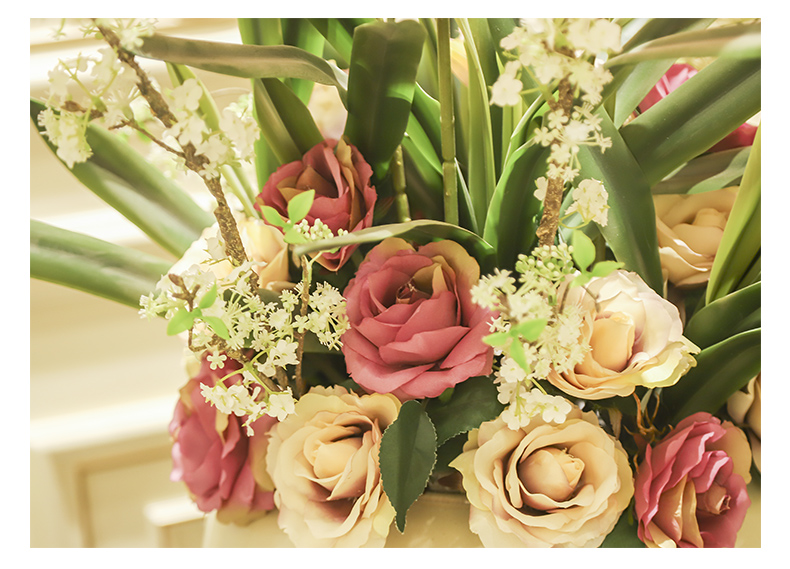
(395, 279, 430, 304)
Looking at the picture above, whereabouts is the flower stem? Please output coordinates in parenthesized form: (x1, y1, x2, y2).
(391, 146, 411, 222)
(437, 18, 459, 226)
(293, 255, 313, 397)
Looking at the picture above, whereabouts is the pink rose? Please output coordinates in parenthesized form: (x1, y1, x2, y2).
(169, 357, 276, 525)
(255, 138, 376, 271)
(639, 64, 756, 152)
(634, 412, 752, 548)
(341, 238, 495, 400)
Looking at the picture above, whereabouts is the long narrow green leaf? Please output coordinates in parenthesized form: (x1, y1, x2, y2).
(379, 400, 437, 533)
(664, 328, 761, 423)
(620, 56, 760, 185)
(136, 34, 348, 93)
(31, 100, 213, 258)
(606, 22, 760, 68)
(457, 18, 497, 232)
(577, 108, 664, 294)
(343, 20, 426, 182)
(684, 281, 760, 350)
(293, 219, 496, 273)
(31, 220, 171, 308)
(483, 141, 547, 269)
(308, 18, 374, 67)
(280, 19, 326, 104)
(707, 126, 761, 303)
(652, 147, 750, 195)
(468, 18, 503, 180)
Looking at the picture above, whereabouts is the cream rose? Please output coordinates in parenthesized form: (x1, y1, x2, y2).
(727, 374, 761, 472)
(169, 214, 291, 291)
(654, 187, 738, 287)
(547, 270, 699, 400)
(451, 406, 633, 547)
(265, 386, 400, 547)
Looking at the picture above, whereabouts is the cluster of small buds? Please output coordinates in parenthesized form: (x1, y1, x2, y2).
(292, 218, 349, 243)
(474, 243, 590, 430)
(199, 379, 295, 435)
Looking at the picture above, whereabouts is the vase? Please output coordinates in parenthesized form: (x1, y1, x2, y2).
(201, 482, 761, 548)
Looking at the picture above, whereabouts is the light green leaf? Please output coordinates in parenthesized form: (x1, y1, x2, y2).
(590, 260, 625, 277)
(31, 220, 171, 309)
(202, 315, 231, 340)
(379, 400, 437, 533)
(287, 189, 315, 223)
(198, 283, 219, 310)
(260, 205, 286, 228)
(167, 309, 196, 336)
(482, 331, 511, 348)
(571, 230, 596, 271)
(511, 318, 548, 343)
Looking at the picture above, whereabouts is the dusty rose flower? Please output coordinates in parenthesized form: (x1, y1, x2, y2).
(169, 214, 292, 291)
(451, 406, 634, 547)
(265, 386, 400, 547)
(547, 270, 699, 400)
(727, 374, 761, 472)
(634, 412, 752, 548)
(639, 64, 757, 152)
(255, 138, 376, 271)
(169, 356, 276, 525)
(341, 238, 495, 400)
(654, 187, 738, 287)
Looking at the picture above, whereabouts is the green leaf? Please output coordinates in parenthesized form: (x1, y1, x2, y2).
(343, 20, 426, 181)
(253, 77, 324, 166)
(308, 18, 374, 67)
(620, 56, 760, 186)
(482, 331, 511, 348)
(707, 127, 761, 304)
(571, 230, 596, 271)
(260, 205, 286, 228)
(425, 376, 504, 446)
(202, 315, 231, 340)
(590, 260, 625, 277)
(576, 108, 664, 294)
(293, 219, 497, 273)
(600, 507, 645, 548)
(136, 33, 347, 93)
(167, 309, 196, 336)
(663, 328, 761, 423)
(287, 189, 315, 223)
(379, 400, 437, 533)
(652, 147, 750, 195)
(511, 318, 548, 343)
(31, 100, 213, 258)
(31, 220, 171, 309)
(198, 283, 219, 310)
(606, 22, 760, 68)
(685, 281, 760, 350)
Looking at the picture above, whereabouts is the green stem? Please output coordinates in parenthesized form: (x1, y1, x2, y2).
(294, 255, 314, 397)
(437, 18, 458, 226)
(391, 145, 411, 222)
(221, 164, 257, 218)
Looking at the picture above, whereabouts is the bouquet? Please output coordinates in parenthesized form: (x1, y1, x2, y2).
(30, 18, 761, 548)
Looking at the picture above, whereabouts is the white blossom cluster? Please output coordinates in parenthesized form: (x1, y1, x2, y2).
(498, 382, 574, 431)
(473, 243, 589, 430)
(140, 240, 349, 433)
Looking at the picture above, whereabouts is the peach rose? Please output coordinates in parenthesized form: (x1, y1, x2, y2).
(727, 374, 761, 472)
(255, 138, 376, 271)
(654, 187, 738, 287)
(169, 214, 291, 291)
(451, 406, 634, 547)
(341, 238, 495, 400)
(169, 356, 277, 525)
(265, 385, 400, 547)
(634, 412, 752, 548)
(547, 270, 699, 399)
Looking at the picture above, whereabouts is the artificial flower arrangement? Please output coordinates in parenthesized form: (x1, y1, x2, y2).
(30, 18, 761, 548)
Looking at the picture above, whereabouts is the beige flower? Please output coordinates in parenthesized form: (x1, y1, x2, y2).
(727, 374, 761, 471)
(654, 187, 738, 287)
(548, 270, 699, 400)
(451, 406, 633, 547)
(169, 214, 291, 291)
(265, 386, 400, 547)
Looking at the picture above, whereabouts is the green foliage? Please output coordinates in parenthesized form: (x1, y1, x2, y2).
(425, 376, 503, 446)
(379, 400, 437, 533)
(684, 281, 760, 350)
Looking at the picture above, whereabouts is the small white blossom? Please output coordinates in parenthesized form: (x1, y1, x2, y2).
(566, 178, 610, 226)
(266, 389, 296, 421)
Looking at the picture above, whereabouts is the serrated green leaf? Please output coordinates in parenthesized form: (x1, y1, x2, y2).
(425, 376, 504, 446)
(511, 318, 548, 342)
(202, 315, 231, 340)
(31, 220, 171, 309)
(571, 230, 596, 271)
(167, 309, 196, 336)
(287, 189, 315, 223)
(379, 400, 437, 533)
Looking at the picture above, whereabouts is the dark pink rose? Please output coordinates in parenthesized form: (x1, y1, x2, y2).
(639, 64, 756, 152)
(169, 357, 276, 525)
(341, 238, 495, 400)
(634, 412, 753, 548)
(255, 138, 376, 271)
